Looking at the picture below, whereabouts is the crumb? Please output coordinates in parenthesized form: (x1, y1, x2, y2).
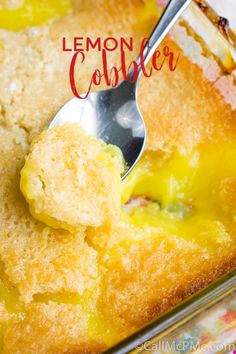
(20, 123, 123, 229)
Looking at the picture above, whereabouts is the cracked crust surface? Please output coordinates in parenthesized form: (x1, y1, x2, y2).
(0, 0, 235, 353)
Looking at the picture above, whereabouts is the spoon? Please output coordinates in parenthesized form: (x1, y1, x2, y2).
(49, 0, 191, 179)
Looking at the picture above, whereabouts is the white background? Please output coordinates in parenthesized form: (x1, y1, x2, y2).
(207, 0, 236, 32)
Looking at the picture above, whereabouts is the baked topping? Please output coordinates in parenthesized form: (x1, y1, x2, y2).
(0, 0, 236, 352)
(20, 123, 124, 230)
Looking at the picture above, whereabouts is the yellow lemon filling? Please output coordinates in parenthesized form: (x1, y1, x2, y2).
(20, 120, 236, 251)
(122, 142, 236, 247)
(0, 0, 73, 31)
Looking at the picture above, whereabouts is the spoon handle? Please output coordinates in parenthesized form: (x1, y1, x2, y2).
(129, 0, 192, 82)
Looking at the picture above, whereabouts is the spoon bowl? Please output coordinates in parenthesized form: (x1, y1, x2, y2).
(49, 80, 145, 179)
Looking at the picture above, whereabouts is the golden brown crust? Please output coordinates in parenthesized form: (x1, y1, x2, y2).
(0, 225, 99, 303)
(145, 257, 236, 324)
(139, 38, 236, 151)
(87, 221, 236, 333)
(3, 302, 107, 354)
(0, 0, 235, 353)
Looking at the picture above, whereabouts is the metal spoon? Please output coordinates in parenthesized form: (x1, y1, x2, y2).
(49, 0, 191, 179)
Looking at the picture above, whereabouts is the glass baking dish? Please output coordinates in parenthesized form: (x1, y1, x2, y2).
(0, 1, 235, 352)
(104, 1, 236, 352)
(105, 269, 236, 353)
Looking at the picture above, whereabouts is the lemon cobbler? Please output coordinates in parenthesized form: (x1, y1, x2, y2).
(0, 0, 236, 353)
(20, 123, 124, 230)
